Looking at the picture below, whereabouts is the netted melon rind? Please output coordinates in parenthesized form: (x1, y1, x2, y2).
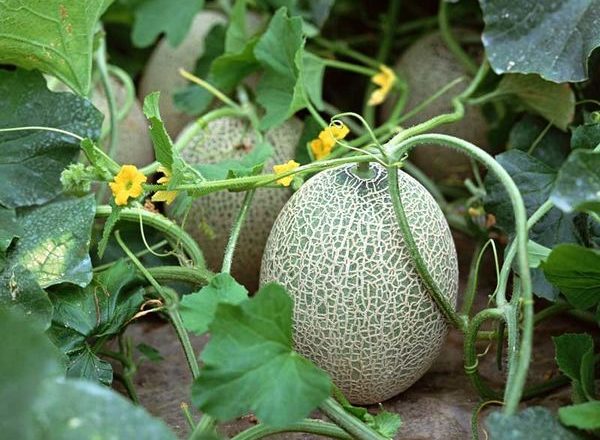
(177, 116, 303, 291)
(381, 31, 491, 181)
(260, 163, 458, 404)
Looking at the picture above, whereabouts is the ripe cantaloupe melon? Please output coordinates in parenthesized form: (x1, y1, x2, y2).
(177, 116, 302, 291)
(260, 162, 458, 404)
(139, 11, 226, 136)
(381, 31, 491, 182)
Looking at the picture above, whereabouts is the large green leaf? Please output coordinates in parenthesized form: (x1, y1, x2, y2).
(551, 150, 600, 215)
(0, 309, 64, 440)
(192, 283, 332, 427)
(0, 264, 53, 330)
(0, 207, 21, 253)
(7, 196, 96, 288)
(486, 407, 585, 440)
(0, 70, 102, 208)
(0, 0, 112, 95)
(181, 272, 248, 336)
(553, 333, 596, 403)
(65, 345, 113, 385)
(542, 244, 600, 310)
(479, 0, 600, 83)
(559, 401, 600, 430)
(495, 74, 574, 130)
(195, 141, 273, 181)
(255, 8, 306, 129)
(485, 149, 580, 300)
(131, 0, 205, 48)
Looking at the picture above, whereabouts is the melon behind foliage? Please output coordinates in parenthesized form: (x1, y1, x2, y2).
(261, 163, 459, 404)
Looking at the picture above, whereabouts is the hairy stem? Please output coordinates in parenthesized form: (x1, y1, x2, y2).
(319, 397, 387, 440)
(230, 419, 352, 440)
(222, 190, 255, 273)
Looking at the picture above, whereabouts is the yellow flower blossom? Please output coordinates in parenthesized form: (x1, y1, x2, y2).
(309, 122, 350, 160)
(368, 64, 396, 106)
(273, 160, 300, 187)
(151, 166, 178, 205)
(109, 165, 147, 206)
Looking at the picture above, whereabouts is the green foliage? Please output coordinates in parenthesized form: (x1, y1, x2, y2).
(551, 150, 600, 215)
(480, 0, 600, 83)
(132, 0, 205, 48)
(192, 283, 332, 427)
(180, 272, 248, 336)
(0, 70, 102, 208)
(559, 401, 600, 430)
(47, 260, 145, 383)
(338, 397, 402, 439)
(0, 207, 21, 253)
(571, 116, 600, 150)
(553, 333, 596, 403)
(486, 407, 585, 440)
(0, 0, 112, 95)
(543, 245, 600, 311)
(495, 74, 575, 130)
(195, 141, 274, 180)
(143, 92, 175, 169)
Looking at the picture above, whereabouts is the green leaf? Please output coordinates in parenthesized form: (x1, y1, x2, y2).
(371, 411, 402, 439)
(553, 333, 596, 402)
(571, 120, 600, 150)
(302, 52, 326, 111)
(209, 38, 261, 91)
(195, 141, 274, 181)
(181, 273, 248, 336)
(495, 74, 574, 131)
(0, 264, 53, 330)
(485, 149, 580, 300)
(66, 346, 113, 385)
(192, 283, 331, 427)
(97, 202, 122, 259)
(543, 245, 600, 310)
(559, 401, 600, 430)
(255, 8, 306, 129)
(137, 343, 164, 362)
(0, 309, 64, 440)
(527, 240, 551, 269)
(0, 69, 102, 208)
(143, 92, 175, 169)
(132, 0, 205, 48)
(5, 195, 96, 289)
(551, 150, 600, 215)
(33, 378, 177, 439)
(486, 407, 585, 440)
(226, 0, 250, 53)
(0, 207, 21, 252)
(0, 0, 112, 95)
(479, 0, 600, 83)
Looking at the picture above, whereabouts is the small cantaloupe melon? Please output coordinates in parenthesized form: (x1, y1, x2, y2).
(139, 11, 226, 136)
(382, 31, 492, 183)
(176, 116, 303, 291)
(260, 162, 458, 404)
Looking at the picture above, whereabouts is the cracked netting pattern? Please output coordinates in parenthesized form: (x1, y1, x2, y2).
(260, 163, 458, 404)
(178, 117, 302, 291)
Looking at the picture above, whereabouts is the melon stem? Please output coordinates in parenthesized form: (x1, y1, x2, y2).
(353, 161, 375, 179)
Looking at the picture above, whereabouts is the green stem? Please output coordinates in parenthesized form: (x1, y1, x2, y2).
(93, 239, 169, 272)
(533, 301, 573, 325)
(388, 165, 466, 330)
(188, 415, 218, 440)
(148, 266, 214, 286)
(319, 397, 387, 440)
(140, 106, 246, 175)
(230, 419, 352, 440)
(322, 58, 378, 77)
(222, 190, 255, 273)
(313, 37, 380, 68)
(95, 205, 205, 268)
(115, 231, 201, 379)
(107, 64, 135, 122)
(460, 239, 490, 316)
(113, 371, 140, 404)
(438, 0, 478, 75)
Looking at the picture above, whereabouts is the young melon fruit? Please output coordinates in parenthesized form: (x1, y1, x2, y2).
(176, 116, 303, 291)
(381, 31, 491, 182)
(139, 11, 226, 136)
(260, 162, 458, 404)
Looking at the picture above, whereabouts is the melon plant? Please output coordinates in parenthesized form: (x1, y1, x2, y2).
(139, 11, 226, 136)
(176, 116, 303, 291)
(381, 31, 491, 182)
(260, 162, 459, 404)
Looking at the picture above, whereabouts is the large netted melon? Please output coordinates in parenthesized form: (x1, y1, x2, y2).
(176, 116, 303, 291)
(381, 31, 493, 182)
(260, 162, 458, 404)
(139, 11, 226, 136)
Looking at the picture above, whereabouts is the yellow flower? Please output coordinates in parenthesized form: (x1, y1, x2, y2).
(368, 64, 396, 106)
(151, 166, 178, 205)
(309, 122, 350, 160)
(273, 160, 300, 187)
(109, 165, 147, 206)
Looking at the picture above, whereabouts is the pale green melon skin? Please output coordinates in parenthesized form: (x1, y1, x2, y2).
(139, 11, 227, 136)
(176, 116, 303, 291)
(260, 163, 458, 404)
(381, 31, 494, 182)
